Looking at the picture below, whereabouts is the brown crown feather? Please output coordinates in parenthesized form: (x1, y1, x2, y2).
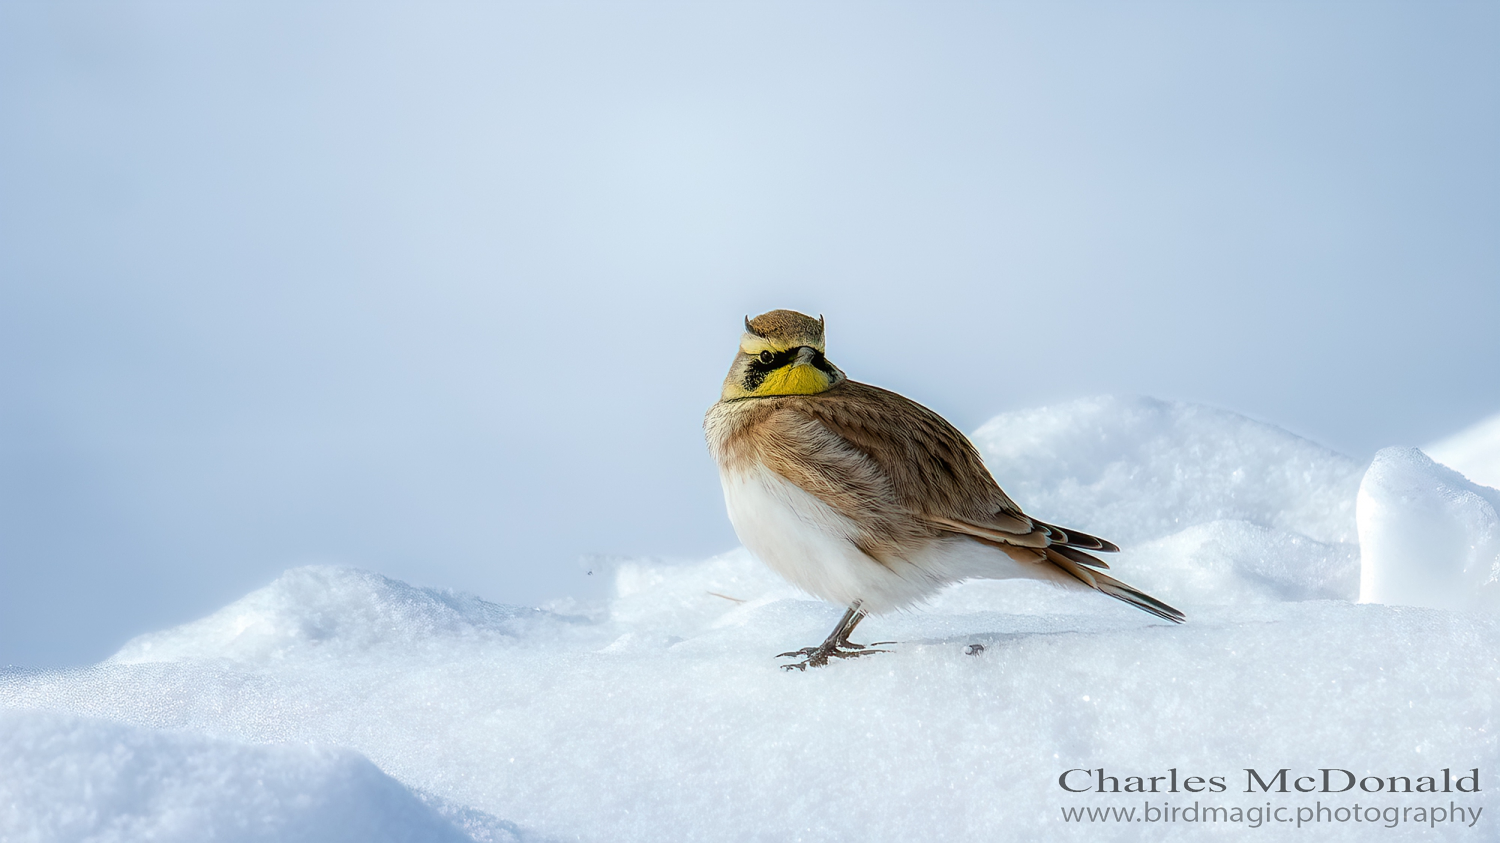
(746, 309, 825, 346)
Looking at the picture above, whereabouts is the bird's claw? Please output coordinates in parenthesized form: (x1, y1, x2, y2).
(776, 641, 892, 670)
(775, 646, 819, 659)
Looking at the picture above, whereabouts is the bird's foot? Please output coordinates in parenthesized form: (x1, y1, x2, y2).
(776, 638, 893, 671)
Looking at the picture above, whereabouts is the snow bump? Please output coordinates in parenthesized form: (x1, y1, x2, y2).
(1357, 447, 1500, 611)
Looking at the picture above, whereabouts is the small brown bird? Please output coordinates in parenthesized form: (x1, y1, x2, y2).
(704, 309, 1183, 670)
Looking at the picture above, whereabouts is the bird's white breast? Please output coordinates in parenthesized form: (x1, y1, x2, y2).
(718, 464, 943, 612)
(718, 463, 1079, 613)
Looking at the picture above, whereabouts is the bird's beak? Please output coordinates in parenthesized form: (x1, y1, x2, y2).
(791, 346, 820, 367)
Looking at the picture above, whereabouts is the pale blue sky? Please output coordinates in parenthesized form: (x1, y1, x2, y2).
(2, 2, 1497, 667)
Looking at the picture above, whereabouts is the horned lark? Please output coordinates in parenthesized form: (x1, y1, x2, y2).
(704, 309, 1184, 670)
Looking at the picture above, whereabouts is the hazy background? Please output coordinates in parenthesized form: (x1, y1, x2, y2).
(2, 2, 1497, 668)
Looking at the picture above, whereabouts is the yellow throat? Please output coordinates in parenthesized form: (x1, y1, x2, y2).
(756, 360, 834, 396)
(723, 341, 842, 400)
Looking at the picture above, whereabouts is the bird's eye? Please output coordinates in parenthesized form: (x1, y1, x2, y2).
(759, 351, 774, 364)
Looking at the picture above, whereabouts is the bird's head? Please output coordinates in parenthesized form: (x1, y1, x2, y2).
(720, 309, 846, 400)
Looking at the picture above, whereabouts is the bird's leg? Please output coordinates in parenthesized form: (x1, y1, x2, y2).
(834, 608, 896, 650)
(777, 603, 892, 670)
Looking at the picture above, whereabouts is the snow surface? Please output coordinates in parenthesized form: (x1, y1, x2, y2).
(0, 709, 484, 843)
(971, 396, 1365, 603)
(1358, 448, 1500, 611)
(1427, 411, 1500, 491)
(3, 396, 1498, 842)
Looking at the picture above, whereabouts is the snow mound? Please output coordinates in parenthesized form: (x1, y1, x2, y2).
(0, 709, 495, 843)
(1426, 410, 1500, 490)
(1357, 447, 1500, 611)
(1109, 519, 1360, 606)
(608, 548, 800, 635)
(4, 397, 1497, 841)
(972, 396, 1364, 606)
(2, 577, 1494, 843)
(111, 567, 567, 664)
(973, 395, 1364, 546)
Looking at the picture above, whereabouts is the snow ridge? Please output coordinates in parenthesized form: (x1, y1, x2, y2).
(3, 395, 1499, 843)
(110, 567, 570, 664)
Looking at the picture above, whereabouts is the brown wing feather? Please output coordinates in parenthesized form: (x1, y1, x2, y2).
(709, 379, 1182, 623)
(786, 381, 1025, 521)
(785, 381, 1115, 553)
(1033, 520, 1121, 553)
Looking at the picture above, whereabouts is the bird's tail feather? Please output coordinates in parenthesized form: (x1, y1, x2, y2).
(1045, 548, 1185, 624)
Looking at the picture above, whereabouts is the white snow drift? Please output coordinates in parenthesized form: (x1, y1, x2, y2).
(2, 395, 1497, 843)
(972, 396, 1364, 604)
(1357, 447, 1500, 611)
(0, 709, 486, 843)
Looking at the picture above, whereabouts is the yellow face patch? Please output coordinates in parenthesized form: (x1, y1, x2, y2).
(754, 362, 834, 396)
